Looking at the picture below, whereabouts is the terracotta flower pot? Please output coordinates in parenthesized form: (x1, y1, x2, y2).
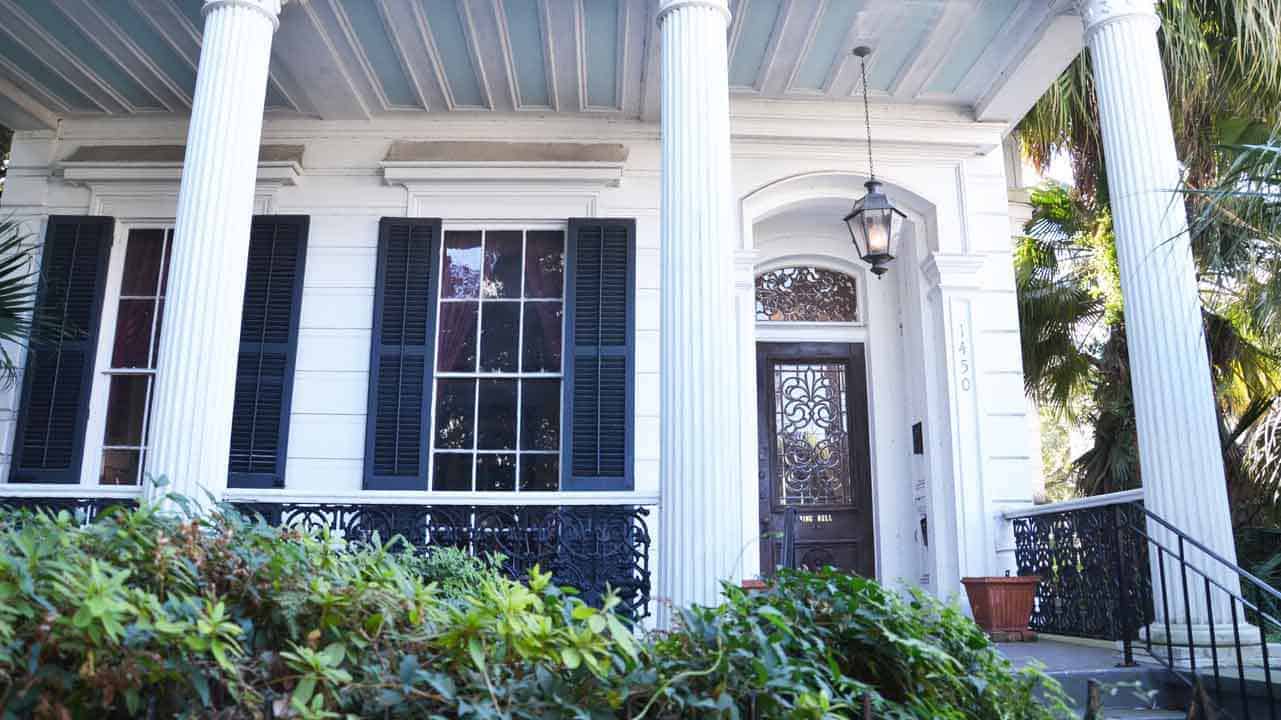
(961, 575, 1041, 641)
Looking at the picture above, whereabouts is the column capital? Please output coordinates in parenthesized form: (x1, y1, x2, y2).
(658, 0, 731, 24)
(921, 253, 985, 295)
(1074, 0, 1159, 36)
(204, 0, 286, 29)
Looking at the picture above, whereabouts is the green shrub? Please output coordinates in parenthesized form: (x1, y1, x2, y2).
(0, 502, 1072, 719)
(649, 569, 1073, 719)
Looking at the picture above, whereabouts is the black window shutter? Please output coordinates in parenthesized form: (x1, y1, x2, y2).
(363, 218, 441, 490)
(228, 216, 309, 489)
(563, 219, 635, 491)
(10, 216, 113, 484)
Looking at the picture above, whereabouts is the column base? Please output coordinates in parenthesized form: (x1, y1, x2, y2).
(1141, 624, 1281, 670)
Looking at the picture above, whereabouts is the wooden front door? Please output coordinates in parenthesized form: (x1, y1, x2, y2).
(757, 342, 875, 577)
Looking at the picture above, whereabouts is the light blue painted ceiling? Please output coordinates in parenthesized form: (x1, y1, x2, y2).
(337, 0, 419, 107)
(98, 0, 198, 96)
(583, 0, 621, 108)
(729, 0, 783, 88)
(927, 0, 1020, 94)
(0, 25, 99, 112)
(792, 0, 865, 91)
(421, 0, 486, 107)
(502, 0, 551, 107)
(13, 0, 161, 110)
(865, 4, 944, 92)
(0, 0, 1066, 127)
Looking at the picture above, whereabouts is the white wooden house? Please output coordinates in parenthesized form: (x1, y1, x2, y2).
(0, 0, 1241, 630)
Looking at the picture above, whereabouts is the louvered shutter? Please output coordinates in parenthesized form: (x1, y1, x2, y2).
(363, 218, 441, 490)
(10, 216, 112, 484)
(563, 219, 635, 491)
(228, 216, 308, 489)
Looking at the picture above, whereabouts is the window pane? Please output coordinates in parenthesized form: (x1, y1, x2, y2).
(151, 299, 165, 366)
(121, 229, 165, 296)
(525, 230, 564, 298)
(433, 379, 475, 449)
(522, 302, 562, 372)
(112, 299, 156, 368)
(433, 453, 473, 491)
(476, 379, 517, 449)
(479, 302, 519, 372)
(441, 231, 482, 298)
(436, 302, 478, 372)
(161, 230, 174, 295)
(482, 231, 522, 299)
(476, 454, 516, 491)
(520, 379, 560, 451)
(520, 455, 559, 491)
(103, 375, 149, 446)
(100, 449, 140, 486)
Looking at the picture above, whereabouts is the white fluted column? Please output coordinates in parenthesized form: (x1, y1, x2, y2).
(657, 0, 744, 625)
(1079, 0, 1241, 629)
(146, 0, 284, 507)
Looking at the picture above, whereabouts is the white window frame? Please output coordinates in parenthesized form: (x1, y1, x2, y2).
(79, 220, 174, 487)
(428, 221, 569, 493)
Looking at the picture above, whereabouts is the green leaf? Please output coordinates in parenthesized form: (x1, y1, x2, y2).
(292, 675, 317, 707)
(467, 636, 486, 671)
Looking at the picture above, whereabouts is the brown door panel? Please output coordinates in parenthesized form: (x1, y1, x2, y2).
(757, 342, 875, 578)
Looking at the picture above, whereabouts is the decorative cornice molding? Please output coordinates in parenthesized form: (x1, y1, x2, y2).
(204, 0, 286, 30)
(381, 161, 624, 189)
(1074, 0, 1158, 36)
(60, 158, 302, 216)
(657, 0, 731, 25)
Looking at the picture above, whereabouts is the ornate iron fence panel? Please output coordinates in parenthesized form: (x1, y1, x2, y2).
(0, 495, 138, 522)
(1011, 501, 1152, 640)
(229, 502, 652, 619)
(0, 497, 652, 620)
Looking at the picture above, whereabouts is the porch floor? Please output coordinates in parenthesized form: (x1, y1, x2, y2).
(999, 638, 1136, 671)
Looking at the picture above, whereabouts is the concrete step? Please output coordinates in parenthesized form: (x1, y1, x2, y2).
(1049, 668, 1190, 710)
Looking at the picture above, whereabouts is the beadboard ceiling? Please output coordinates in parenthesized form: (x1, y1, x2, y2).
(0, 0, 1080, 129)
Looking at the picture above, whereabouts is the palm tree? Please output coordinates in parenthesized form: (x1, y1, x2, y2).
(1009, 0, 1281, 527)
(1014, 0, 1281, 525)
(1020, 0, 1281, 202)
(0, 218, 47, 388)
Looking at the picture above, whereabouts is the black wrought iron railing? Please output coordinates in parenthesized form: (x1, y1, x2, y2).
(0, 496, 653, 620)
(1010, 495, 1281, 718)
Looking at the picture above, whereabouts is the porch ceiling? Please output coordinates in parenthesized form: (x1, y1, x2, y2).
(0, 0, 1082, 130)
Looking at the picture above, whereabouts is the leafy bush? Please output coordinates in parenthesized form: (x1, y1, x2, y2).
(0, 501, 1071, 719)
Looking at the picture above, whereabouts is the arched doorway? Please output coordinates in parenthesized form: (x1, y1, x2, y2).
(754, 266, 875, 577)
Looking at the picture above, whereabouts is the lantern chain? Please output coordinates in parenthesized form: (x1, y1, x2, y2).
(858, 50, 875, 181)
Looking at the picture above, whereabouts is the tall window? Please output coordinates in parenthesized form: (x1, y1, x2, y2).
(430, 229, 565, 492)
(96, 228, 172, 485)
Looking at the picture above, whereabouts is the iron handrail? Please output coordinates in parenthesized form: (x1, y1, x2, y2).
(1114, 505, 1279, 719)
(1135, 507, 1281, 606)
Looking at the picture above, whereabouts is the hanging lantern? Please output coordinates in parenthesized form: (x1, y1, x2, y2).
(844, 179, 906, 277)
(845, 46, 906, 277)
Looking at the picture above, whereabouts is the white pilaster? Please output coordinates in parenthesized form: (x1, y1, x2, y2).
(1078, 0, 1241, 624)
(922, 253, 989, 594)
(657, 0, 743, 624)
(146, 0, 284, 506)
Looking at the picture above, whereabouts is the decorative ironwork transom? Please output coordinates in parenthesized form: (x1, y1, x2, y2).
(772, 362, 852, 505)
(755, 267, 858, 322)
